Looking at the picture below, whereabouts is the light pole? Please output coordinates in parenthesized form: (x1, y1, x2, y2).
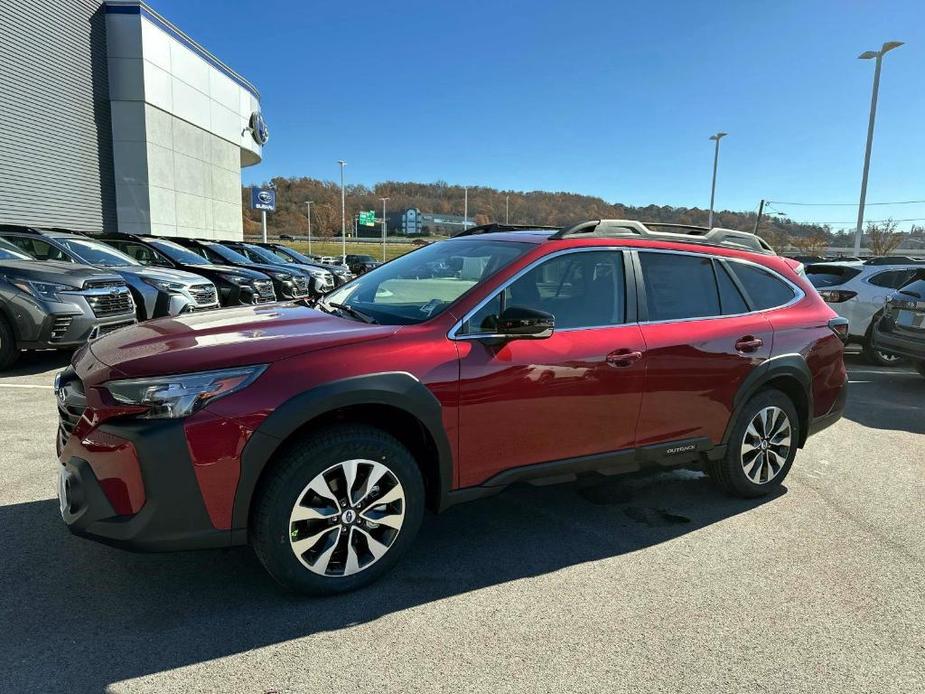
(505, 195, 509, 224)
(379, 196, 389, 261)
(707, 132, 727, 228)
(463, 187, 468, 230)
(854, 41, 904, 256)
(338, 160, 347, 261)
(304, 200, 313, 255)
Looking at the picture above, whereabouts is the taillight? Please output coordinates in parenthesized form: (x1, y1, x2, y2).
(819, 289, 857, 303)
(828, 317, 849, 342)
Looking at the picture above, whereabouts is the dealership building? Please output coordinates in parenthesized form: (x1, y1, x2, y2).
(0, 0, 265, 240)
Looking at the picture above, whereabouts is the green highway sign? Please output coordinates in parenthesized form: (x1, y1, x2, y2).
(359, 210, 376, 226)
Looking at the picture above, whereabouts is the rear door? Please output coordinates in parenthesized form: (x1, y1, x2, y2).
(455, 249, 646, 486)
(634, 251, 774, 447)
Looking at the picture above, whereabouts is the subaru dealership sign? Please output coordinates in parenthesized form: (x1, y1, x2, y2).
(250, 187, 276, 211)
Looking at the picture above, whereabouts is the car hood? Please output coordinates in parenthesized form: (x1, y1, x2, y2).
(189, 263, 269, 281)
(116, 265, 212, 285)
(234, 261, 310, 278)
(87, 302, 400, 377)
(0, 259, 122, 288)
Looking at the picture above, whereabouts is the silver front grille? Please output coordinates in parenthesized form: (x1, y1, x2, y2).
(81, 281, 135, 317)
(294, 276, 309, 293)
(189, 283, 218, 306)
(86, 291, 134, 317)
(253, 279, 276, 303)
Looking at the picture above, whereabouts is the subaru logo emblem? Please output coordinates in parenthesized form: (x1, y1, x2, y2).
(249, 111, 269, 145)
(257, 191, 272, 204)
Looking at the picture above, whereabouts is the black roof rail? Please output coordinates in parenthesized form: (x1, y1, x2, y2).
(453, 223, 561, 237)
(550, 219, 775, 254)
(0, 224, 44, 235)
(863, 256, 921, 266)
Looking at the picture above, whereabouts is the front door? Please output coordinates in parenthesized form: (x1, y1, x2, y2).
(455, 249, 646, 486)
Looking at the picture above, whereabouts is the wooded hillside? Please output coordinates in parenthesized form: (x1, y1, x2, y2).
(240, 178, 845, 243)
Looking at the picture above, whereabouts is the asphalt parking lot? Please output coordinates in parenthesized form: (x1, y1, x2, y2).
(0, 351, 922, 693)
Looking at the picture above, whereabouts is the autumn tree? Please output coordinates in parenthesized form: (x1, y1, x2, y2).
(866, 219, 906, 256)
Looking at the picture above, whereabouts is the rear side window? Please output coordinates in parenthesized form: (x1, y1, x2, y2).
(639, 253, 720, 321)
(728, 262, 796, 310)
(869, 269, 918, 289)
(806, 265, 861, 288)
(716, 263, 749, 314)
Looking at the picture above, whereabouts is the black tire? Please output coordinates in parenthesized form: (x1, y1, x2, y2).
(251, 424, 425, 595)
(0, 315, 20, 371)
(708, 389, 799, 498)
(864, 321, 904, 367)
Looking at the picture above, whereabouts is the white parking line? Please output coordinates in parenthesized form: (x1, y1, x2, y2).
(0, 384, 54, 389)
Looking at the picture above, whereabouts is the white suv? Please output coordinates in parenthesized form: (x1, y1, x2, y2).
(806, 260, 924, 365)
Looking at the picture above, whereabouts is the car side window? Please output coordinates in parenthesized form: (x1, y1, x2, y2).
(639, 252, 720, 321)
(727, 261, 796, 310)
(5, 237, 72, 262)
(869, 269, 915, 289)
(716, 262, 749, 314)
(463, 251, 626, 334)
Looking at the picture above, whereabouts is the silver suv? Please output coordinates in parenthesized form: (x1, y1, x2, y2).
(0, 238, 136, 370)
(806, 259, 924, 365)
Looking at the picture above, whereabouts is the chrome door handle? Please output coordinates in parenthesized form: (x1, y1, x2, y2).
(606, 349, 643, 367)
(735, 336, 764, 353)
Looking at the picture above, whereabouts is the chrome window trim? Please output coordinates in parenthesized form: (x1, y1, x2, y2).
(447, 246, 806, 339)
(448, 247, 629, 340)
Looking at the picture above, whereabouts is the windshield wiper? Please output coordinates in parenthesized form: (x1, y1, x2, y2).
(327, 302, 378, 324)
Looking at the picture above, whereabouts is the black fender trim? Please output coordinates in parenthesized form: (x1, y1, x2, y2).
(723, 354, 813, 447)
(232, 371, 454, 528)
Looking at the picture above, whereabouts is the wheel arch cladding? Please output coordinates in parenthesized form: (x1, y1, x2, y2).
(233, 372, 453, 527)
(727, 354, 812, 448)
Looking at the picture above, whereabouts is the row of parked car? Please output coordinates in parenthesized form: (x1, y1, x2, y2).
(0, 225, 372, 370)
(803, 256, 925, 374)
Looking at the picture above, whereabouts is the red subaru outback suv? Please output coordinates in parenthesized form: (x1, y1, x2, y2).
(55, 221, 848, 594)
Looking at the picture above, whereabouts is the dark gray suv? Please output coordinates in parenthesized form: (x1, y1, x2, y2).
(0, 227, 220, 319)
(0, 238, 136, 370)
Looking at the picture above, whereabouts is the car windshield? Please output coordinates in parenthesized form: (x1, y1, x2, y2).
(266, 245, 302, 262)
(57, 238, 140, 267)
(0, 238, 32, 261)
(149, 239, 213, 266)
(244, 244, 285, 264)
(321, 239, 532, 325)
(207, 243, 254, 265)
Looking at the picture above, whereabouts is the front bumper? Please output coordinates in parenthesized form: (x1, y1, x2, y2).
(58, 418, 244, 552)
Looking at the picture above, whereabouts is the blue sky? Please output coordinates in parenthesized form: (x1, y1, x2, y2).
(156, 0, 924, 228)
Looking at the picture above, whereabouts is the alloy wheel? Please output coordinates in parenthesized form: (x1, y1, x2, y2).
(740, 406, 792, 484)
(288, 459, 405, 577)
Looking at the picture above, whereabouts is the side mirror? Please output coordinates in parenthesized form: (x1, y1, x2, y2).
(497, 306, 555, 339)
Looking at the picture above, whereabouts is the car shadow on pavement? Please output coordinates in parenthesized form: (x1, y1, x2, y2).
(0, 470, 783, 690)
(842, 356, 924, 435)
(3, 350, 73, 379)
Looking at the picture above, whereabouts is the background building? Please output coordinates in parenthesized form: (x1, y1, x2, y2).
(0, 0, 264, 240)
(389, 208, 470, 236)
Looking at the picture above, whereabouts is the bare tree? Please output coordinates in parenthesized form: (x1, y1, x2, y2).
(866, 219, 906, 256)
(791, 231, 829, 254)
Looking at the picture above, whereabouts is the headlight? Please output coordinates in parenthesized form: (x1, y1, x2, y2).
(11, 280, 71, 302)
(268, 271, 292, 281)
(141, 277, 186, 292)
(220, 274, 251, 285)
(307, 269, 328, 279)
(105, 365, 266, 419)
